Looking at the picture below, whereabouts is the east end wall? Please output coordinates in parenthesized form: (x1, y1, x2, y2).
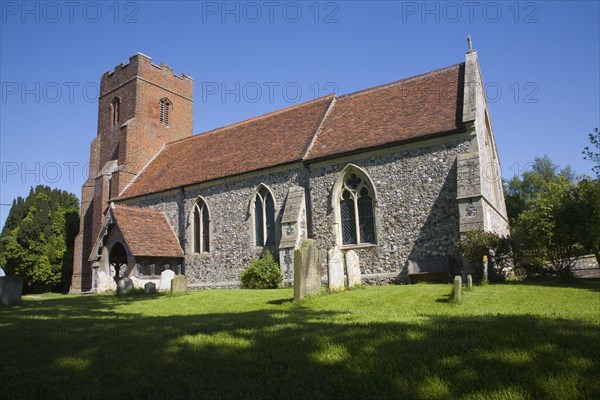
(123, 165, 308, 286)
(308, 135, 471, 282)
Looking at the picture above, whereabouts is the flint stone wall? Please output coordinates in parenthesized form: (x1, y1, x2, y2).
(309, 138, 470, 282)
(127, 166, 307, 285)
(123, 137, 471, 287)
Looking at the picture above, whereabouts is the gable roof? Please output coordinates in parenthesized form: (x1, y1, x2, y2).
(111, 205, 183, 258)
(305, 64, 464, 160)
(118, 62, 465, 200)
(119, 95, 335, 199)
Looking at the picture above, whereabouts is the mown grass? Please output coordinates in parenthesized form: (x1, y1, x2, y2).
(1, 281, 599, 399)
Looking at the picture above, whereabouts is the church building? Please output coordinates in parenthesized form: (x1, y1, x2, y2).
(70, 48, 509, 293)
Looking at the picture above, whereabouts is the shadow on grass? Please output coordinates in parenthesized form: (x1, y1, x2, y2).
(1, 294, 599, 399)
(267, 297, 294, 305)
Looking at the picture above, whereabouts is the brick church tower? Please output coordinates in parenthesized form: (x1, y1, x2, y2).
(70, 53, 193, 292)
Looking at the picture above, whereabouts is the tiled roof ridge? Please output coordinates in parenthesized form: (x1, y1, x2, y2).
(302, 96, 337, 160)
(164, 93, 337, 148)
(114, 204, 162, 214)
(337, 63, 464, 100)
(117, 145, 166, 200)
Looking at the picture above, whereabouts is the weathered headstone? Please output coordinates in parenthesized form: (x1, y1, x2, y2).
(130, 276, 142, 289)
(170, 275, 187, 295)
(345, 250, 361, 288)
(96, 271, 117, 293)
(294, 239, 321, 301)
(0, 276, 23, 306)
(328, 246, 345, 292)
(117, 277, 134, 295)
(467, 274, 473, 289)
(144, 282, 157, 294)
(482, 255, 488, 283)
(159, 269, 175, 292)
(453, 276, 462, 301)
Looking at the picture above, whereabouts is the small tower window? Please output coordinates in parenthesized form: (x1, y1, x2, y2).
(160, 98, 172, 127)
(110, 97, 121, 127)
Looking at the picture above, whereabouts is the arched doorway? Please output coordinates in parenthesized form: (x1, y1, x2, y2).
(109, 242, 128, 279)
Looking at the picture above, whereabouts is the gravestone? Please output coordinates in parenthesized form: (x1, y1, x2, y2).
(170, 275, 187, 295)
(96, 271, 117, 293)
(467, 275, 473, 289)
(159, 269, 175, 292)
(294, 239, 321, 301)
(482, 255, 488, 283)
(345, 250, 361, 288)
(453, 276, 462, 301)
(117, 277, 134, 295)
(144, 282, 157, 294)
(328, 246, 345, 292)
(0, 276, 23, 306)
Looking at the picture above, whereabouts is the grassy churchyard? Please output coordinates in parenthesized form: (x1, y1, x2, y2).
(1, 282, 599, 399)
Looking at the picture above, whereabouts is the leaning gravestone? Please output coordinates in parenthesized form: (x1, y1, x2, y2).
(170, 275, 187, 295)
(144, 282, 157, 294)
(345, 250, 361, 288)
(328, 246, 345, 292)
(0, 276, 23, 306)
(96, 271, 117, 293)
(117, 277, 134, 295)
(159, 269, 175, 292)
(294, 239, 321, 301)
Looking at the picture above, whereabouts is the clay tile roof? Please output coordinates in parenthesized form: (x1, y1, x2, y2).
(118, 63, 465, 200)
(119, 95, 335, 199)
(306, 63, 465, 160)
(112, 205, 183, 258)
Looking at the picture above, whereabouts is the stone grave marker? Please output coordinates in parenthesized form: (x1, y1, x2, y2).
(345, 250, 361, 288)
(170, 275, 187, 295)
(0, 276, 23, 306)
(144, 282, 157, 294)
(117, 277, 134, 295)
(453, 276, 462, 301)
(294, 239, 321, 301)
(159, 269, 175, 292)
(328, 246, 345, 292)
(96, 271, 117, 293)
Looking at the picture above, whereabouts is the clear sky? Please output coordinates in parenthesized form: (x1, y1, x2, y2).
(1, 0, 599, 229)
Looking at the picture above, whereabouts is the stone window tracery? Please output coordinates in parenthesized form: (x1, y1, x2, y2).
(337, 171, 376, 245)
(193, 198, 210, 254)
(254, 186, 276, 246)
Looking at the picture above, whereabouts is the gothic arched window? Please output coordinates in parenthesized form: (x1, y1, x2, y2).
(160, 98, 172, 126)
(254, 185, 276, 246)
(337, 169, 376, 245)
(192, 198, 210, 254)
(111, 97, 121, 127)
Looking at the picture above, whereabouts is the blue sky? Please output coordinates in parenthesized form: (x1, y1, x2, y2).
(1, 1, 599, 229)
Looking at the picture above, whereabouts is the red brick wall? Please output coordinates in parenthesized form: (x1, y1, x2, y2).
(71, 53, 193, 292)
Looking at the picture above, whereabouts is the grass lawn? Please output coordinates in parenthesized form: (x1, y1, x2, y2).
(1, 281, 599, 399)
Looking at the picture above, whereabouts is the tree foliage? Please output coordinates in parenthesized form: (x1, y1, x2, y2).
(455, 231, 513, 282)
(511, 175, 600, 278)
(0, 186, 79, 292)
(503, 155, 574, 221)
(582, 127, 600, 178)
